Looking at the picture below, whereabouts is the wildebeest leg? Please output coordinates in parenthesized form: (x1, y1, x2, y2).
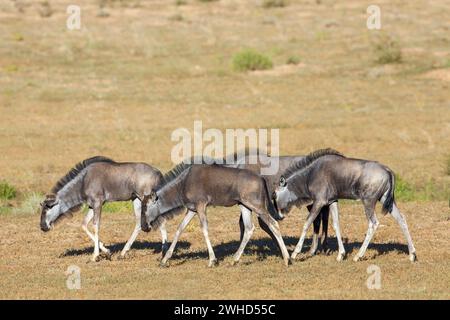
(320, 206, 330, 253)
(308, 205, 321, 256)
(160, 210, 196, 267)
(81, 209, 109, 253)
(291, 202, 324, 260)
(239, 210, 282, 253)
(329, 202, 346, 261)
(389, 202, 417, 262)
(197, 204, 217, 267)
(158, 219, 169, 257)
(233, 206, 255, 265)
(257, 212, 290, 266)
(120, 199, 142, 258)
(353, 200, 379, 262)
(257, 217, 282, 252)
(91, 203, 104, 262)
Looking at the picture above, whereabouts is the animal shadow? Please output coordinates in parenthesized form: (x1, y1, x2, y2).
(171, 236, 304, 262)
(338, 237, 409, 257)
(59, 240, 191, 258)
(171, 236, 409, 263)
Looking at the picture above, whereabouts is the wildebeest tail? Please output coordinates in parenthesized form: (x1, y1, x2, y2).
(264, 180, 284, 220)
(382, 169, 395, 214)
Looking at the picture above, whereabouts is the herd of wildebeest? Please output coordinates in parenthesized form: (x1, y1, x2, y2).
(39, 148, 417, 267)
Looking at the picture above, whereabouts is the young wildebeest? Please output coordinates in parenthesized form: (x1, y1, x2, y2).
(141, 163, 291, 267)
(274, 149, 417, 262)
(40, 156, 168, 262)
(232, 153, 330, 255)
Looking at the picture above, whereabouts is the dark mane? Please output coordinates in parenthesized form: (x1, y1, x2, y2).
(160, 156, 224, 188)
(51, 156, 115, 194)
(161, 162, 193, 187)
(283, 148, 344, 179)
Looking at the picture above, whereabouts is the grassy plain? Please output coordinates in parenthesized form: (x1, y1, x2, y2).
(0, 0, 449, 299)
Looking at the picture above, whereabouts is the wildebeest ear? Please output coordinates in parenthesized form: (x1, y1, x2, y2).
(279, 176, 287, 187)
(43, 194, 58, 208)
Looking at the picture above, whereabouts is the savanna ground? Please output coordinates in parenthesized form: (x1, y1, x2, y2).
(0, 0, 449, 299)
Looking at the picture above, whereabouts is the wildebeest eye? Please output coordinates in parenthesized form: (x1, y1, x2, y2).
(279, 176, 287, 187)
(150, 191, 158, 203)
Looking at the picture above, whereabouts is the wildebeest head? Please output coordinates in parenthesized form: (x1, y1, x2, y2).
(141, 191, 160, 232)
(274, 176, 298, 214)
(39, 194, 60, 232)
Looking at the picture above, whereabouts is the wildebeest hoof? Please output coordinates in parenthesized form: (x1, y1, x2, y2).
(409, 253, 417, 262)
(159, 261, 169, 268)
(353, 255, 361, 262)
(101, 251, 112, 260)
(231, 260, 239, 266)
(208, 259, 218, 267)
(336, 253, 345, 262)
(88, 255, 101, 263)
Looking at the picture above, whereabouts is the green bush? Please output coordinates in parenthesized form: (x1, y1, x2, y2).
(374, 35, 402, 64)
(0, 181, 16, 200)
(394, 175, 415, 201)
(168, 13, 183, 21)
(262, 0, 286, 8)
(12, 192, 42, 214)
(232, 49, 273, 72)
(447, 156, 450, 176)
(286, 55, 300, 65)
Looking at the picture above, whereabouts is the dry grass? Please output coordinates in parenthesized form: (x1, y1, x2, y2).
(0, 0, 449, 299)
(0, 202, 449, 299)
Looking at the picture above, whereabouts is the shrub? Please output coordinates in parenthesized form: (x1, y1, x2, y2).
(262, 0, 286, 8)
(394, 175, 415, 201)
(13, 192, 42, 214)
(38, 1, 53, 18)
(175, 0, 187, 5)
(0, 181, 16, 200)
(447, 155, 450, 176)
(373, 35, 402, 64)
(232, 49, 273, 72)
(168, 13, 184, 21)
(286, 55, 300, 65)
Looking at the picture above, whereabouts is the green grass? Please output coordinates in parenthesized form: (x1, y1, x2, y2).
(168, 13, 184, 21)
(373, 35, 402, 64)
(394, 175, 415, 201)
(12, 192, 43, 215)
(232, 49, 273, 72)
(262, 0, 286, 8)
(286, 55, 300, 65)
(446, 155, 450, 175)
(394, 175, 448, 201)
(0, 181, 16, 200)
(102, 201, 133, 213)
